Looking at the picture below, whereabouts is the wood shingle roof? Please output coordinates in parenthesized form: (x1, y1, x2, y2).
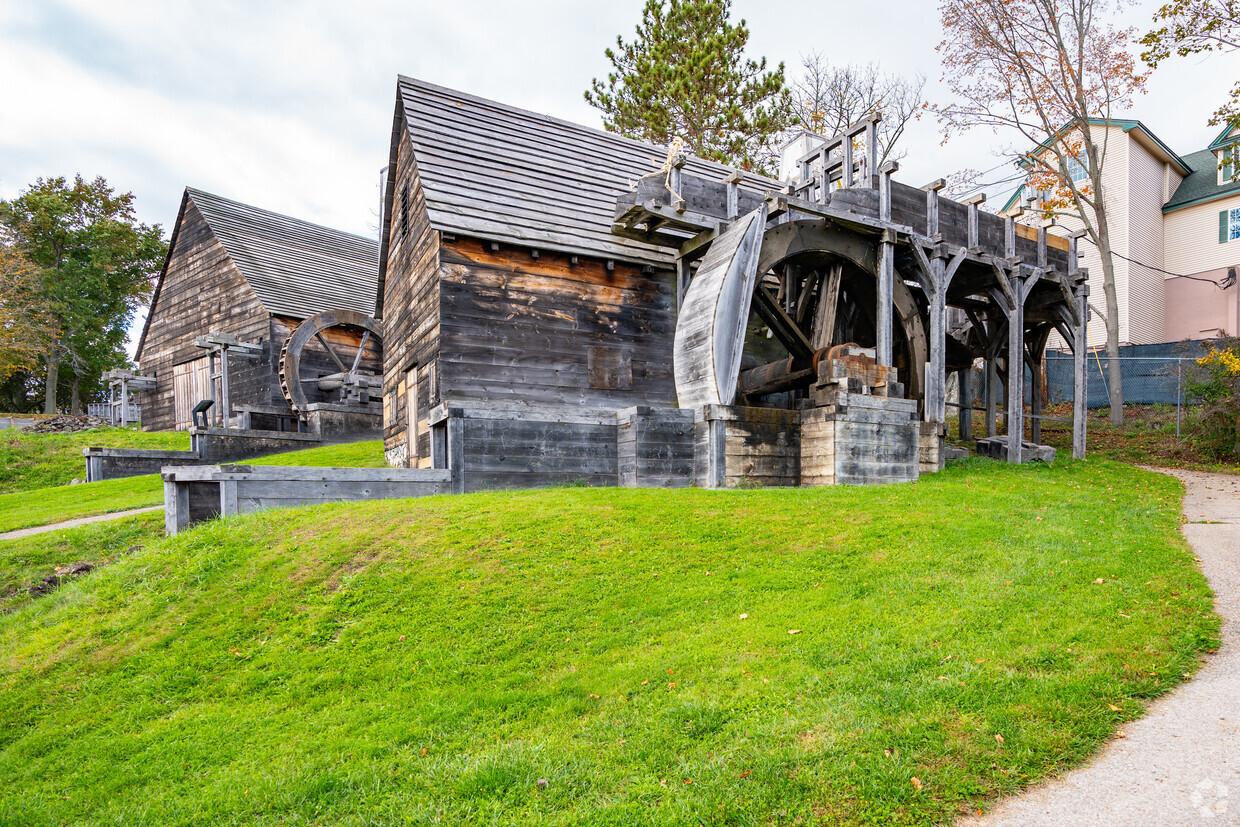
(378, 75, 779, 297)
(186, 188, 379, 319)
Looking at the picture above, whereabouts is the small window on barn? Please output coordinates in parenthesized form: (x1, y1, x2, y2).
(400, 183, 410, 238)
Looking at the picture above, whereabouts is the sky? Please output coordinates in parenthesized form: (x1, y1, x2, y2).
(1, 0, 1236, 352)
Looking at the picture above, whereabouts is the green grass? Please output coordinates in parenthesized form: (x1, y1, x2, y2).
(0, 440, 385, 534)
(0, 458, 1217, 825)
(0, 427, 187, 493)
(0, 513, 163, 612)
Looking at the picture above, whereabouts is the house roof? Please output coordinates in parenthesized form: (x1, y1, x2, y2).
(377, 75, 779, 310)
(1163, 149, 1240, 212)
(187, 188, 379, 318)
(1018, 118, 1192, 176)
(136, 188, 379, 360)
(1207, 123, 1239, 151)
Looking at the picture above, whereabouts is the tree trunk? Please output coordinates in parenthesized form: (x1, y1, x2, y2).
(1093, 208, 1125, 426)
(43, 357, 59, 415)
(70, 374, 81, 414)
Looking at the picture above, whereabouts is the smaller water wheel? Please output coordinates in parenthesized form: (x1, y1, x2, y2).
(279, 310, 384, 413)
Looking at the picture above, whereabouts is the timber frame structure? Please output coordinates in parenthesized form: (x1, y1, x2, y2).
(376, 77, 1089, 490)
(614, 119, 1091, 468)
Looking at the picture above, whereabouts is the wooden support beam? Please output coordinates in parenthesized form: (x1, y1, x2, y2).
(1073, 285, 1090, 459)
(675, 259, 691, 316)
(922, 178, 946, 237)
(812, 262, 843, 349)
(958, 368, 973, 442)
(877, 161, 899, 367)
(1006, 272, 1026, 463)
(723, 170, 742, 219)
(795, 268, 822, 326)
(963, 193, 986, 248)
(753, 285, 814, 360)
(986, 357, 999, 438)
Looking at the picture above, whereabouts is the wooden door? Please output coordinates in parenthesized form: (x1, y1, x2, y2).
(405, 367, 418, 468)
(172, 357, 213, 430)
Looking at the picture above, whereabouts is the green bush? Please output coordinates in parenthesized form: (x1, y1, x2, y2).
(1184, 337, 1240, 460)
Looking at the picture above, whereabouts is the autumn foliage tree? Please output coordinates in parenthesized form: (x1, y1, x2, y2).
(0, 176, 165, 414)
(0, 240, 56, 382)
(1140, 0, 1240, 134)
(585, 0, 792, 171)
(935, 0, 1147, 425)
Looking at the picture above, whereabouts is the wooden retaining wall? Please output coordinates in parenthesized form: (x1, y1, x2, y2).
(163, 465, 452, 535)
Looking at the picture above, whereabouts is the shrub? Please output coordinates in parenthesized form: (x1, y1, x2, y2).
(1184, 337, 1240, 460)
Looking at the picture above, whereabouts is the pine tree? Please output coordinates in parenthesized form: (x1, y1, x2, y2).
(585, 0, 792, 172)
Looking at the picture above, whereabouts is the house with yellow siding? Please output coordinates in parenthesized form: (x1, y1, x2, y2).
(1006, 120, 1240, 346)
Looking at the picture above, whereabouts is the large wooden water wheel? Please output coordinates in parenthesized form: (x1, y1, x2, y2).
(279, 310, 384, 413)
(673, 212, 927, 409)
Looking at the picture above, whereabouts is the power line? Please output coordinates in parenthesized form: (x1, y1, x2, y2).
(1078, 236, 1236, 288)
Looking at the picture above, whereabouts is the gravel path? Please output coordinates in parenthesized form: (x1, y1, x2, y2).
(0, 506, 162, 540)
(960, 468, 1240, 826)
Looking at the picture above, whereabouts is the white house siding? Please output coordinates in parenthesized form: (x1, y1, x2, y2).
(1163, 192, 1240, 276)
(1070, 126, 1132, 347)
(1124, 140, 1170, 344)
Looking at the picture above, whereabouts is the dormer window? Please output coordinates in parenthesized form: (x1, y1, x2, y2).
(1221, 143, 1239, 184)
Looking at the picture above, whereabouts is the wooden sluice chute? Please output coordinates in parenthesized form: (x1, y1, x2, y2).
(612, 120, 1093, 474)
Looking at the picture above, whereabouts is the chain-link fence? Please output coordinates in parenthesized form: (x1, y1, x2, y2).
(1042, 340, 1209, 437)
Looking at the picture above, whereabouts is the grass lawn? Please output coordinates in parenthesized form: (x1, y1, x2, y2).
(0, 513, 163, 612)
(0, 440, 385, 534)
(0, 458, 1216, 825)
(0, 427, 187, 493)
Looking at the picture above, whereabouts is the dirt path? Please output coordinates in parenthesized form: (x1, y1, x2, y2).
(960, 468, 1240, 826)
(0, 506, 162, 541)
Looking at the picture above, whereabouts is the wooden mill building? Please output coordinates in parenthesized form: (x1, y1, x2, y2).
(378, 76, 1090, 490)
(136, 188, 381, 432)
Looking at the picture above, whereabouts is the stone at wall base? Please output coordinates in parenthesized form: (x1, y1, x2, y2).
(975, 436, 1056, 463)
(943, 444, 970, 462)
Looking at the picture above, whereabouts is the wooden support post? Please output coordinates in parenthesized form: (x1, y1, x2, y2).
(864, 115, 881, 186)
(958, 369, 973, 442)
(220, 479, 239, 519)
(1073, 285, 1090, 459)
(877, 161, 898, 367)
(927, 276, 947, 422)
(705, 416, 727, 489)
(1006, 272, 1026, 463)
(1030, 350, 1043, 444)
(964, 193, 986, 248)
(164, 478, 189, 536)
(447, 414, 465, 495)
(675, 259, 690, 315)
(218, 348, 231, 428)
(986, 357, 998, 437)
(724, 170, 742, 219)
(1037, 219, 1051, 268)
(842, 137, 854, 190)
(922, 179, 946, 237)
(1004, 212, 1019, 258)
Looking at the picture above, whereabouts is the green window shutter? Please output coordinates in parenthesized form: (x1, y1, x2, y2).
(1224, 210, 1231, 244)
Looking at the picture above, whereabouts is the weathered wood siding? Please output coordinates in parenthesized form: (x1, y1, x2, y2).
(438, 238, 677, 409)
(381, 129, 443, 466)
(617, 407, 695, 487)
(137, 199, 276, 431)
(695, 406, 801, 488)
